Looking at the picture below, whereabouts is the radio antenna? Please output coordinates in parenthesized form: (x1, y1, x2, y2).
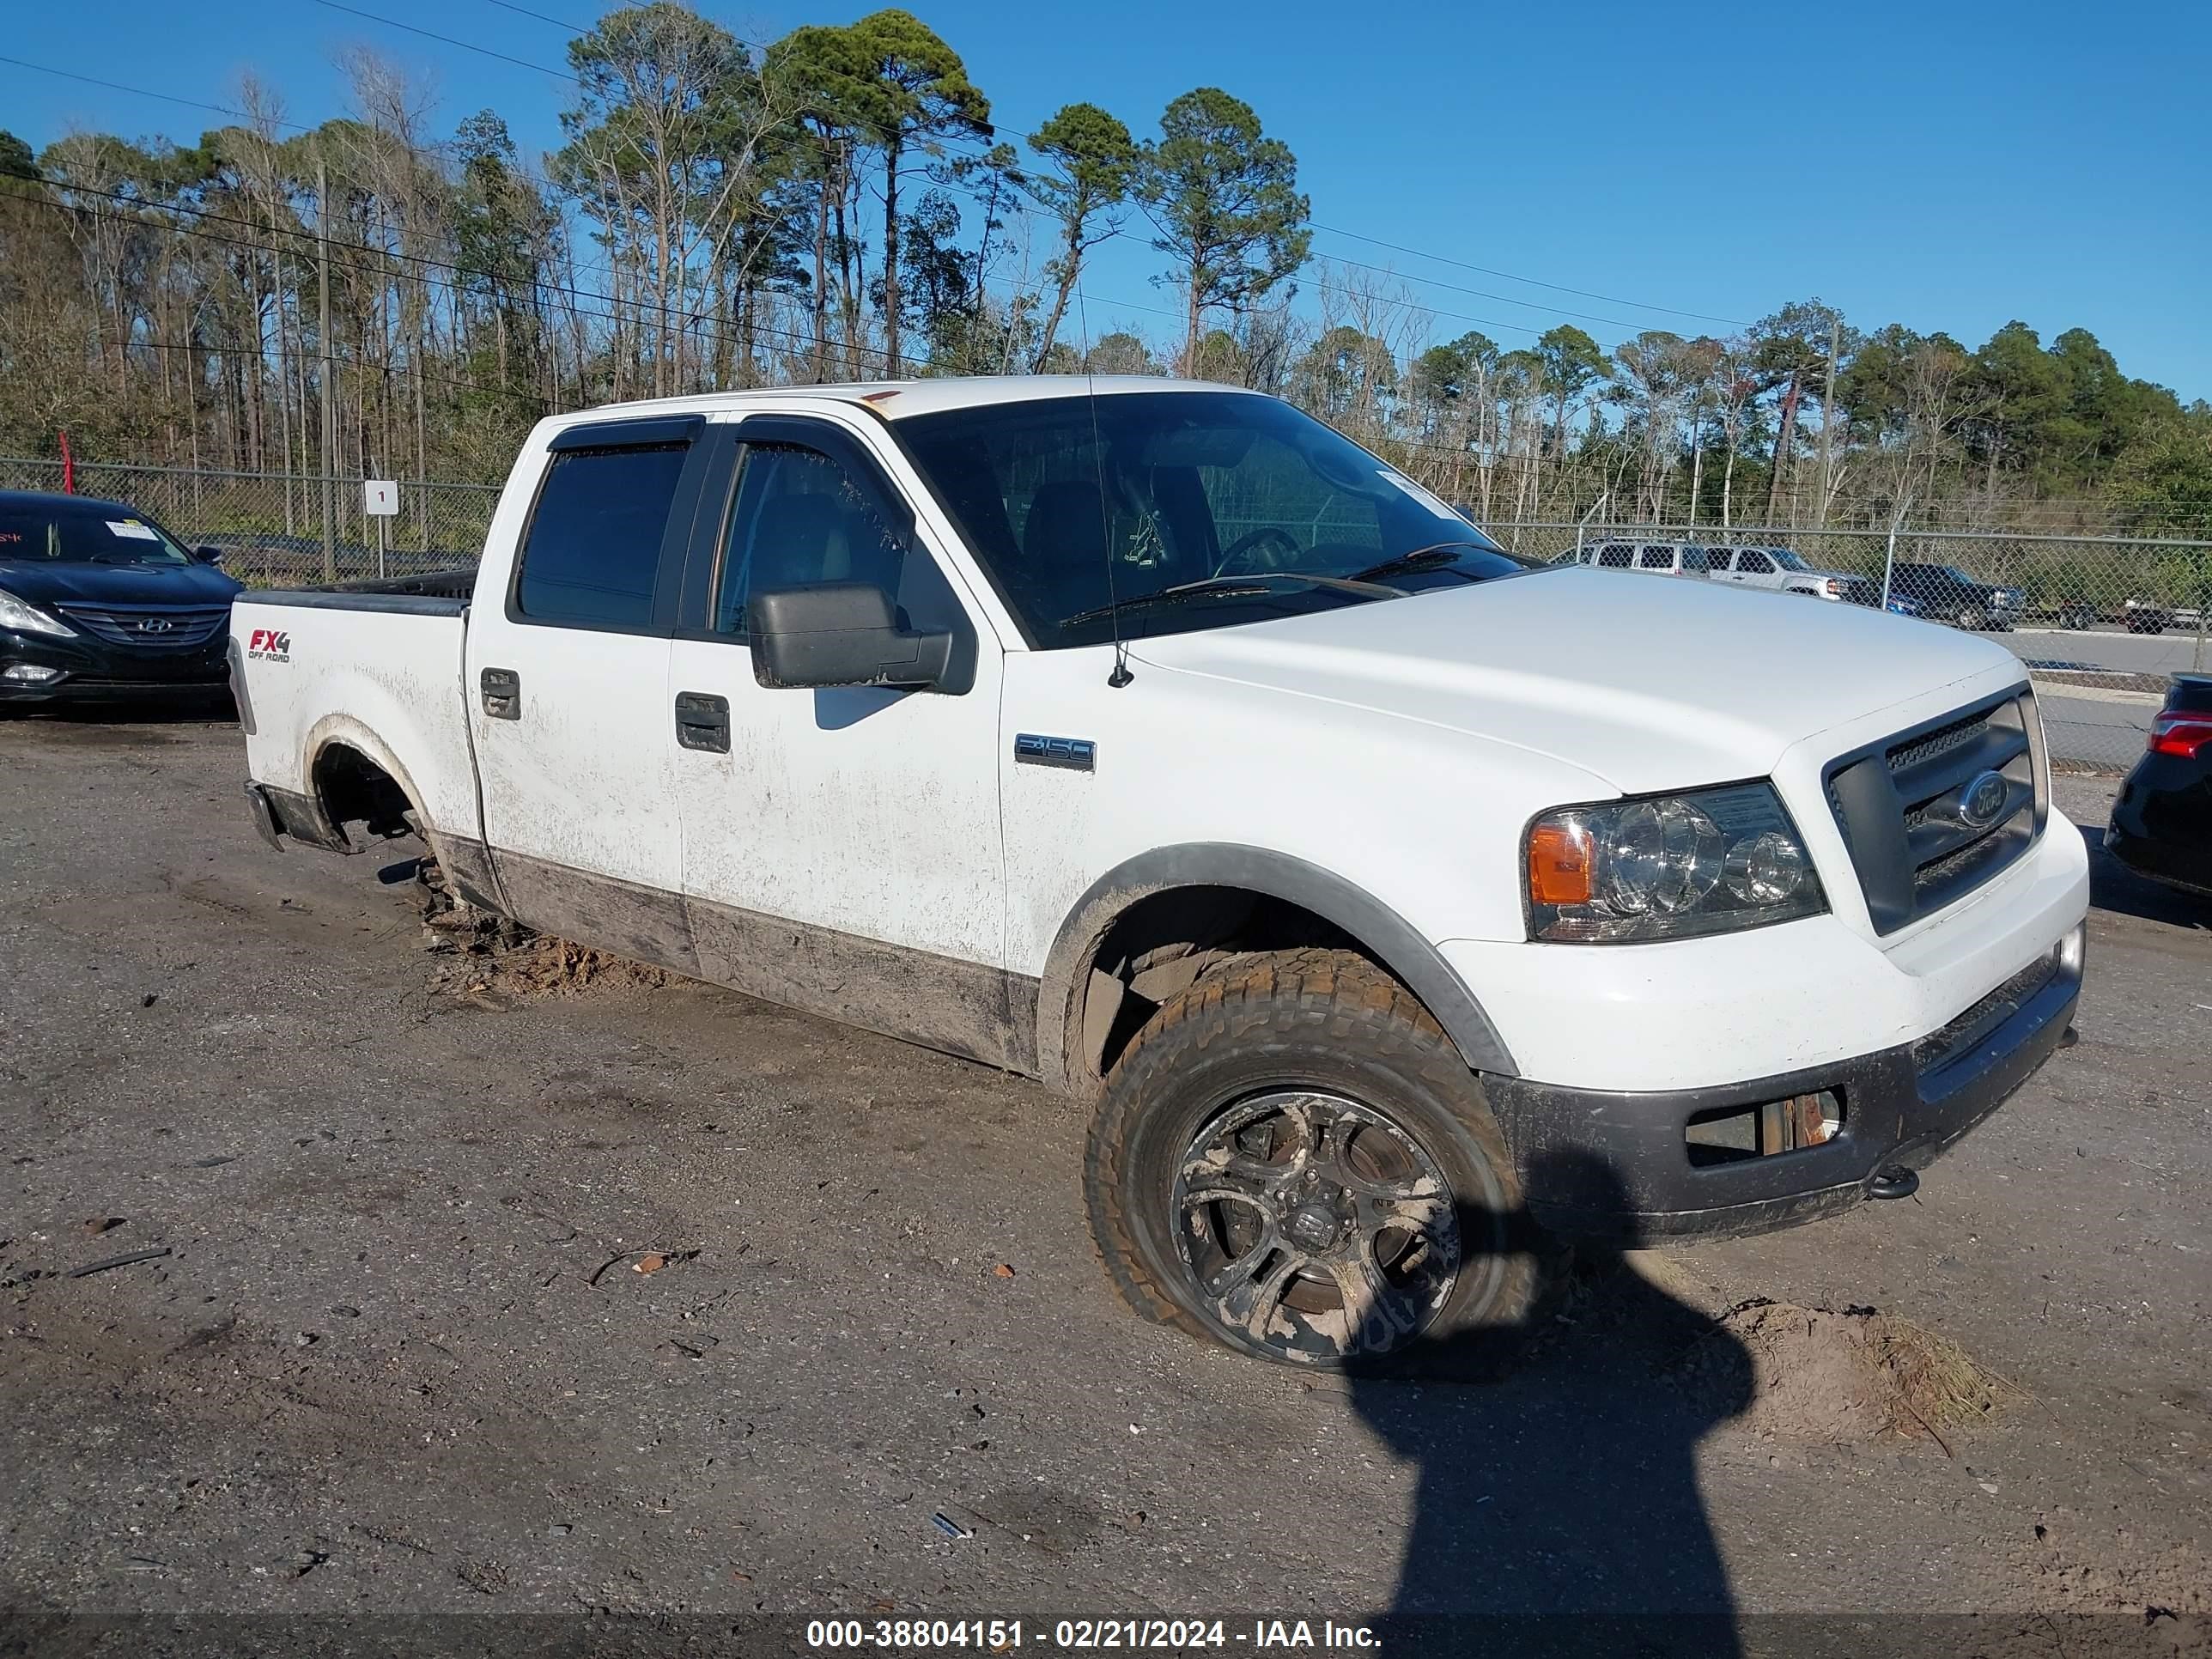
(1074, 282, 1133, 689)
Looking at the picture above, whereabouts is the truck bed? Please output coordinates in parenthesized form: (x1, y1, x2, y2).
(230, 581, 484, 854)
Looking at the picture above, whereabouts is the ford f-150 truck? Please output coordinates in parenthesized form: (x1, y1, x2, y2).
(230, 377, 2088, 1371)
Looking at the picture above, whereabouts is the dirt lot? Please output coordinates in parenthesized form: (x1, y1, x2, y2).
(2, 710, 2207, 1657)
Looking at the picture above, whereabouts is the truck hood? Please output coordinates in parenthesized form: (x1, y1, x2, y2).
(0, 558, 242, 607)
(1129, 566, 2021, 793)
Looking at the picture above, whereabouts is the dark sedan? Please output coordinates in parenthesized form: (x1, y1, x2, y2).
(0, 490, 242, 708)
(2106, 674, 2212, 900)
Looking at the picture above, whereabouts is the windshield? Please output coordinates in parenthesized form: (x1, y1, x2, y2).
(1768, 547, 1808, 571)
(896, 390, 1536, 646)
(0, 501, 196, 566)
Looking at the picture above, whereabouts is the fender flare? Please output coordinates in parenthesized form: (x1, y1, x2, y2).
(1035, 842, 1520, 1093)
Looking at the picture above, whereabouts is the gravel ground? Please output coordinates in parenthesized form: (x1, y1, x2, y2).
(1, 711, 2206, 1657)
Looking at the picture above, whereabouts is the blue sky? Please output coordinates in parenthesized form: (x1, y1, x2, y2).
(6, 0, 2207, 398)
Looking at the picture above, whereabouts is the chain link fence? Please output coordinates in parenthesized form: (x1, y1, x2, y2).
(0, 458, 496, 587)
(1482, 520, 2212, 772)
(7, 457, 2201, 772)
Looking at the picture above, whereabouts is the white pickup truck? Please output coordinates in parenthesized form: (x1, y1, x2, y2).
(231, 376, 2087, 1371)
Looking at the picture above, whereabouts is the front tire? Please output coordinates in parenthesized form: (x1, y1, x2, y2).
(1085, 949, 1541, 1373)
(1955, 604, 1986, 630)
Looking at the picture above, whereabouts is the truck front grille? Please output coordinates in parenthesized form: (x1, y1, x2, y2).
(1824, 688, 2044, 935)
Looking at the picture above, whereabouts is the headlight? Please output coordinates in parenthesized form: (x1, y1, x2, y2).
(0, 588, 76, 638)
(1524, 782, 1826, 943)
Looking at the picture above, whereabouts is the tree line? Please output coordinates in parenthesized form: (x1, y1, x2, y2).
(1, 3, 2206, 538)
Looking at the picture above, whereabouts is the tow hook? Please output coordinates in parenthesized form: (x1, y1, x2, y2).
(1867, 1165, 1920, 1201)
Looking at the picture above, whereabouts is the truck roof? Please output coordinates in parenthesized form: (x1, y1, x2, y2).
(545, 374, 1249, 428)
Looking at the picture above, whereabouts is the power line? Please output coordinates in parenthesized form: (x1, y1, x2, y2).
(1305, 264, 1555, 343)
(1309, 222, 1748, 328)
(1310, 252, 1709, 337)
(319, 0, 1006, 179)
(450, 2, 1734, 339)
(29, 171, 1179, 368)
(471, 0, 1002, 158)
(482, 0, 588, 30)
(20, 185, 938, 377)
(312, 0, 580, 82)
(25, 174, 1628, 410)
(296, 1, 1032, 289)
(0, 53, 313, 134)
(111, 331, 537, 403)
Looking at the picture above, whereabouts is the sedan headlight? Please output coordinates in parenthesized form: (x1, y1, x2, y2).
(1524, 782, 1826, 943)
(0, 588, 76, 638)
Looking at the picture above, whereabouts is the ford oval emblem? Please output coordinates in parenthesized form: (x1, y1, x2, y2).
(1959, 770, 2008, 828)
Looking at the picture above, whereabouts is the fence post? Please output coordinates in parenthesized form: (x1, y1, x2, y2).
(1880, 494, 1912, 610)
(318, 157, 337, 586)
(1575, 492, 1608, 566)
(2194, 548, 2209, 674)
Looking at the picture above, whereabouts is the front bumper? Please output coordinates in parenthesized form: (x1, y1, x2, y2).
(1488, 923, 2082, 1240)
(1, 624, 230, 702)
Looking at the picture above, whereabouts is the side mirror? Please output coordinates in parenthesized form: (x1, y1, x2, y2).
(749, 583, 956, 693)
(194, 544, 227, 566)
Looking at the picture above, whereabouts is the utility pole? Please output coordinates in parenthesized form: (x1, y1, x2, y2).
(1816, 314, 1840, 529)
(318, 156, 337, 585)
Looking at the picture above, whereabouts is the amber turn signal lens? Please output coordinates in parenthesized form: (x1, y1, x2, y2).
(1527, 818, 1595, 907)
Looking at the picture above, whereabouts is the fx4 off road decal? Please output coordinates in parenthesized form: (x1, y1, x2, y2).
(246, 628, 292, 663)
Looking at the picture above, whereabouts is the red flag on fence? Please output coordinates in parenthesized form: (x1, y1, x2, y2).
(58, 430, 74, 494)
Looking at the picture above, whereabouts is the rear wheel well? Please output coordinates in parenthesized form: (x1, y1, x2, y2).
(312, 742, 416, 842)
(1075, 885, 1388, 1085)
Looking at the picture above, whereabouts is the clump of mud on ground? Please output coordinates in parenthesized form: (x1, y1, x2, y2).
(1673, 1297, 2021, 1448)
(412, 859, 672, 1000)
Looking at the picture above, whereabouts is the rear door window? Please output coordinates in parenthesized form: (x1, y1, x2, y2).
(1596, 544, 1634, 569)
(1738, 550, 1773, 574)
(1638, 546, 1674, 569)
(514, 443, 690, 627)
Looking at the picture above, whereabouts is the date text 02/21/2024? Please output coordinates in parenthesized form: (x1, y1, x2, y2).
(804, 1619, 1380, 1650)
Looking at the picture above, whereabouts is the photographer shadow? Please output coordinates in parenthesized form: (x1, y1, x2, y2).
(1347, 1149, 1755, 1658)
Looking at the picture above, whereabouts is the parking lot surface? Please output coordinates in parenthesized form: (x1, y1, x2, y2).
(2009, 626, 2211, 679)
(2, 712, 2207, 1654)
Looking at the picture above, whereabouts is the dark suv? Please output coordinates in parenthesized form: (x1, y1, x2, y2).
(1887, 562, 2023, 631)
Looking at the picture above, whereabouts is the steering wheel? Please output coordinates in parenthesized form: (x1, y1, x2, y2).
(1212, 525, 1304, 577)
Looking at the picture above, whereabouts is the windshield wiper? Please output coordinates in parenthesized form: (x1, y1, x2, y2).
(1058, 571, 1400, 632)
(1345, 541, 1497, 584)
